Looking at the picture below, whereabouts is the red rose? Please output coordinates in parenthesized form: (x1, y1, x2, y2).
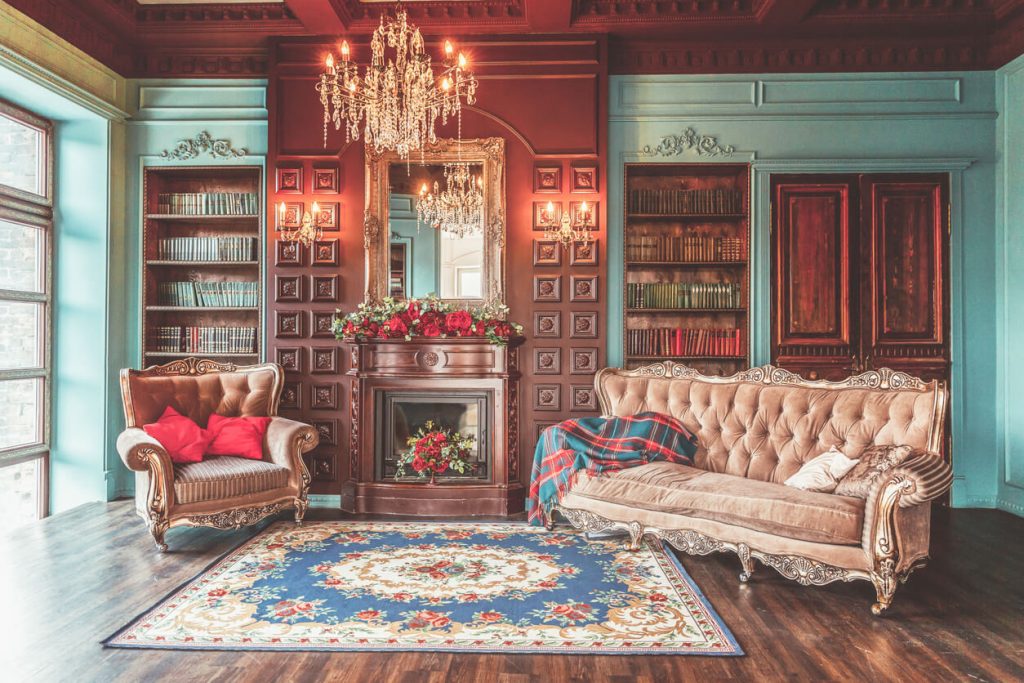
(422, 322, 442, 337)
(387, 317, 408, 337)
(445, 310, 473, 333)
(367, 322, 379, 336)
(406, 301, 421, 319)
(433, 460, 448, 474)
(412, 455, 427, 472)
(471, 321, 487, 336)
(377, 324, 391, 338)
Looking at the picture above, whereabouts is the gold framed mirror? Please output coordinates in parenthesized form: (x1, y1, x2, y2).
(364, 137, 506, 307)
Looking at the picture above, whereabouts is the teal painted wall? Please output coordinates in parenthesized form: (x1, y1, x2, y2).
(119, 79, 268, 496)
(996, 55, 1024, 516)
(607, 71, 999, 509)
(389, 194, 438, 297)
(0, 55, 129, 512)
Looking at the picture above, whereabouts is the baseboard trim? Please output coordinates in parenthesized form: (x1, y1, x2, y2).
(309, 494, 341, 509)
(960, 495, 997, 508)
(996, 498, 1024, 516)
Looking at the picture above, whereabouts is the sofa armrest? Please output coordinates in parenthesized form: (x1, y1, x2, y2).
(116, 428, 173, 473)
(265, 417, 319, 491)
(861, 450, 952, 584)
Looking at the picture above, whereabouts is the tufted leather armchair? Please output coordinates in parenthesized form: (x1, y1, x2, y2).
(116, 358, 319, 551)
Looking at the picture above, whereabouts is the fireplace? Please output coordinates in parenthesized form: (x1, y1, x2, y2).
(342, 336, 524, 516)
(376, 391, 491, 482)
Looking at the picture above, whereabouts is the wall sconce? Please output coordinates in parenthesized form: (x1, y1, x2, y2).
(540, 200, 592, 250)
(278, 201, 322, 246)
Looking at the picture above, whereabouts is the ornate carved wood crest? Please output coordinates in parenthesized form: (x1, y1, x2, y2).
(161, 131, 247, 160)
(642, 127, 735, 158)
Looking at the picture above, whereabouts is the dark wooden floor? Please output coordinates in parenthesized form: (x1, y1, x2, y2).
(2, 502, 1022, 683)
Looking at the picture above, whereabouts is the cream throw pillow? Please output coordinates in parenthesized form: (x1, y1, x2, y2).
(784, 446, 860, 493)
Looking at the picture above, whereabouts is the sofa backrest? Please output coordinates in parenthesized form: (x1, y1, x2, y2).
(596, 363, 947, 485)
(120, 358, 282, 428)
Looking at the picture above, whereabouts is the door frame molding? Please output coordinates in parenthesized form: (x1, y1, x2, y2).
(753, 157, 972, 479)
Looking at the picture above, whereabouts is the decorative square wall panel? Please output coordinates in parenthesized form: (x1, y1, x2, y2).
(533, 275, 562, 303)
(570, 347, 599, 375)
(316, 202, 340, 231)
(570, 201, 599, 230)
(275, 240, 303, 267)
(305, 454, 336, 482)
(534, 420, 558, 446)
(312, 165, 340, 194)
(311, 347, 339, 374)
(570, 274, 599, 302)
(533, 311, 561, 339)
(312, 239, 339, 266)
(570, 384, 598, 411)
(570, 239, 599, 266)
(311, 275, 340, 302)
(571, 165, 598, 193)
(311, 419, 338, 447)
(312, 311, 336, 338)
(275, 275, 303, 303)
(276, 347, 302, 372)
(534, 164, 562, 193)
(533, 201, 561, 231)
(533, 347, 561, 375)
(280, 381, 302, 410)
(311, 382, 338, 410)
(275, 166, 302, 194)
(534, 384, 561, 411)
(275, 310, 304, 338)
(280, 202, 304, 228)
(532, 239, 561, 267)
(570, 311, 598, 339)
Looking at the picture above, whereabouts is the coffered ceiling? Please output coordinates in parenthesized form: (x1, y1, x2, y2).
(6, 0, 1022, 77)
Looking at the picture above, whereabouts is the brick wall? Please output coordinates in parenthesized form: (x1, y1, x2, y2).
(0, 116, 39, 194)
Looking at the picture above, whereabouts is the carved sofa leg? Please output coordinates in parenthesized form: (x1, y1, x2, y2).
(543, 508, 555, 531)
(149, 520, 169, 553)
(294, 498, 308, 525)
(870, 568, 898, 616)
(737, 543, 756, 583)
(626, 521, 644, 551)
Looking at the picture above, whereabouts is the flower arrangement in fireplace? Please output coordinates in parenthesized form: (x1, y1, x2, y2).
(395, 420, 475, 483)
(334, 295, 523, 346)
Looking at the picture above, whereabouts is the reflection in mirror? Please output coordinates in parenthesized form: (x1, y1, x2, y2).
(388, 163, 485, 300)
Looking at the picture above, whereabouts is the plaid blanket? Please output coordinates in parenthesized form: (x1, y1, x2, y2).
(526, 412, 698, 524)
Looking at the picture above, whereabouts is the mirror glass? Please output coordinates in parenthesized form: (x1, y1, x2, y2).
(387, 163, 485, 301)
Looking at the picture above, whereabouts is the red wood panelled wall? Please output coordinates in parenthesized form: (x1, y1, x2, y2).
(267, 36, 608, 497)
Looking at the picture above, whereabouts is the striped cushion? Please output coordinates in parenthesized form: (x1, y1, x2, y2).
(173, 456, 289, 505)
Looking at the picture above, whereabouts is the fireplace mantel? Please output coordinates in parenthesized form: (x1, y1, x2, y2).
(342, 337, 525, 516)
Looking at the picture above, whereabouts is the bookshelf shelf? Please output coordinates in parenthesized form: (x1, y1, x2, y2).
(624, 162, 750, 373)
(146, 261, 259, 267)
(142, 166, 263, 365)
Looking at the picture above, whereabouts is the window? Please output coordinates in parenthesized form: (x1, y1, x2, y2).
(0, 100, 52, 526)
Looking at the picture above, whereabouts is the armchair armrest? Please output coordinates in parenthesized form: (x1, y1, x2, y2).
(116, 428, 174, 473)
(881, 451, 954, 508)
(265, 417, 319, 481)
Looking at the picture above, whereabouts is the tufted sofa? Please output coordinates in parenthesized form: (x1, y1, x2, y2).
(550, 362, 952, 615)
(117, 358, 319, 551)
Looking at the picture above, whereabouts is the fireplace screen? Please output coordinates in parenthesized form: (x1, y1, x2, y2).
(376, 391, 491, 482)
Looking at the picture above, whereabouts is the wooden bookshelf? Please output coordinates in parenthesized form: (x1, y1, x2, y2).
(623, 163, 750, 374)
(141, 166, 263, 367)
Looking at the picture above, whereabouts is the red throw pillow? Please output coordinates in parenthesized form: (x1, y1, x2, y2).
(142, 406, 210, 465)
(206, 414, 272, 460)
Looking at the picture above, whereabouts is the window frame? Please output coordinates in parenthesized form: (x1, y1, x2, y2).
(0, 98, 54, 521)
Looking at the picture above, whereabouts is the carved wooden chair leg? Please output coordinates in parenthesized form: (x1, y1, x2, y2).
(543, 508, 555, 531)
(149, 520, 169, 553)
(626, 521, 644, 551)
(294, 499, 308, 525)
(870, 572, 897, 616)
(737, 543, 756, 583)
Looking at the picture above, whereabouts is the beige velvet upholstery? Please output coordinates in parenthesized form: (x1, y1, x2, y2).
(116, 359, 319, 551)
(553, 363, 952, 614)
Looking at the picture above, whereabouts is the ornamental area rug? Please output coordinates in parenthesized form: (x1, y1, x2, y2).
(104, 522, 742, 656)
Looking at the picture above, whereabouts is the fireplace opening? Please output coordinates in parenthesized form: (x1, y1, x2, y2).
(376, 391, 491, 482)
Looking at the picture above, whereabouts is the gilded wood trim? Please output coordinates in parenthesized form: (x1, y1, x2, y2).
(363, 137, 506, 307)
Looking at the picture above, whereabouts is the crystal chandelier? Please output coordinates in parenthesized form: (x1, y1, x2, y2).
(316, 5, 477, 159)
(416, 163, 484, 238)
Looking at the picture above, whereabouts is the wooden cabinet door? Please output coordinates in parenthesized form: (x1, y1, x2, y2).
(860, 174, 950, 381)
(771, 176, 858, 380)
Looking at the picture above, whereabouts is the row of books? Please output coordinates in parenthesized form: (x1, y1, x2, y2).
(157, 237, 258, 262)
(156, 192, 258, 216)
(627, 328, 743, 357)
(626, 235, 745, 263)
(626, 282, 743, 309)
(157, 281, 259, 307)
(628, 188, 743, 215)
(150, 326, 257, 354)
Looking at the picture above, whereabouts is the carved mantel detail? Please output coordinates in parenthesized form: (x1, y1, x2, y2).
(161, 131, 247, 160)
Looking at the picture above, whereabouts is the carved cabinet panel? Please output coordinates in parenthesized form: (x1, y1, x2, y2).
(771, 173, 949, 385)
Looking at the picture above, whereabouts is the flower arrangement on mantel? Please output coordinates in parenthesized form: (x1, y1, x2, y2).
(333, 295, 524, 346)
(395, 420, 475, 484)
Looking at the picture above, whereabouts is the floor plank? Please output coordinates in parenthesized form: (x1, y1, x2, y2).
(1, 502, 1022, 682)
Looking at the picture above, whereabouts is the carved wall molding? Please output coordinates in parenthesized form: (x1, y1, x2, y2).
(161, 131, 247, 161)
(642, 127, 735, 158)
